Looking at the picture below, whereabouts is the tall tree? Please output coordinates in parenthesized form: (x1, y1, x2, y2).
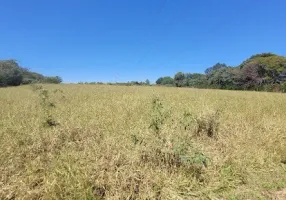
(174, 72, 185, 87)
(145, 79, 150, 85)
(238, 62, 266, 89)
(156, 76, 174, 85)
(207, 67, 237, 88)
(0, 60, 23, 86)
(205, 63, 227, 75)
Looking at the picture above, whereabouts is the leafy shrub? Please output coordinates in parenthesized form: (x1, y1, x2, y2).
(180, 111, 196, 131)
(263, 84, 274, 92)
(140, 142, 209, 180)
(280, 82, 286, 93)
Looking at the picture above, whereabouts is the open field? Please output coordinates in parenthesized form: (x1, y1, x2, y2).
(1, 84, 286, 199)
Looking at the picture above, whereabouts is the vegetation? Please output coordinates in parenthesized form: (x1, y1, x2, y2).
(0, 60, 62, 87)
(1, 53, 286, 199)
(156, 53, 286, 92)
(3, 53, 286, 93)
(78, 79, 151, 86)
(1, 84, 286, 199)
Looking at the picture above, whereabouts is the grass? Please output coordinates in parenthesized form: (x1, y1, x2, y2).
(1, 84, 286, 199)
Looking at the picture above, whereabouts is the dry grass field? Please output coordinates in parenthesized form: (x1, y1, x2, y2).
(1, 84, 286, 200)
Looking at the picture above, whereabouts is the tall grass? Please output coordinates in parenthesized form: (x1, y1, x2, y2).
(1, 84, 286, 199)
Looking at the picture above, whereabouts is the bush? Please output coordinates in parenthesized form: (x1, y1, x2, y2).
(280, 82, 286, 93)
(43, 76, 62, 84)
(263, 84, 274, 92)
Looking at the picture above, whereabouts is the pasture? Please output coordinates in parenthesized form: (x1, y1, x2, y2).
(1, 84, 286, 199)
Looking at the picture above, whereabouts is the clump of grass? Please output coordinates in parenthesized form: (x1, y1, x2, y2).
(195, 109, 221, 138)
(180, 109, 220, 138)
(92, 184, 108, 199)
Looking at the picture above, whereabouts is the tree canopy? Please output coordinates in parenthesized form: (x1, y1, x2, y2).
(2, 53, 286, 92)
(156, 76, 174, 86)
(0, 59, 62, 87)
(205, 63, 228, 75)
(156, 53, 286, 92)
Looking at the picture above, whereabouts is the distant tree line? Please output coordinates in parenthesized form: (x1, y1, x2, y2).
(0, 60, 62, 87)
(78, 79, 151, 86)
(156, 53, 286, 92)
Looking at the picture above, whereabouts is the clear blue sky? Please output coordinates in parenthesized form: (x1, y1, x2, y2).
(1, 0, 286, 83)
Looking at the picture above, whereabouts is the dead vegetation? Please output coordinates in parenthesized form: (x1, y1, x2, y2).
(0, 84, 286, 199)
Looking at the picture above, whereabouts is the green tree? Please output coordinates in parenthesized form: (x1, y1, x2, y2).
(156, 77, 163, 85)
(174, 72, 185, 87)
(22, 68, 45, 84)
(145, 79, 150, 85)
(205, 63, 227, 75)
(207, 67, 237, 89)
(239, 53, 286, 84)
(156, 76, 174, 85)
(0, 60, 23, 87)
(187, 73, 208, 88)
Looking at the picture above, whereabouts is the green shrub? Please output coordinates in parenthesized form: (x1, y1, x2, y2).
(279, 82, 286, 93)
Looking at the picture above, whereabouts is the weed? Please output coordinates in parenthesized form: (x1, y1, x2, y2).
(195, 109, 221, 138)
(141, 138, 209, 180)
(149, 97, 170, 136)
(180, 111, 196, 130)
(39, 89, 59, 127)
(31, 86, 61, 127)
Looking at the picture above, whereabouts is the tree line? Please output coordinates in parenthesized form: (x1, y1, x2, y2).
(78, 79, 151, 86)
(156, 53, 286, 92)
(2, 53, 286, 92)
(0, 60, 62, 87)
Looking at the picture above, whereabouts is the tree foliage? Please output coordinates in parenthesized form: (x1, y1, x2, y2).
(174, 72, 185, 87)
(205, 63, 227, 75)
(156, 53, 286, 92)
(0, 60, 23, 86)
(156, 76, 174, 86)
(0, 59, 62, 87)
(43, 76, 63, 84)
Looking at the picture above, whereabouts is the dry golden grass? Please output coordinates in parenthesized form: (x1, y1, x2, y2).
(1, 84, 286, 200)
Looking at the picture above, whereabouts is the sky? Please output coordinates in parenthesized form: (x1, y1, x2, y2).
(0, 0, 286, 83)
